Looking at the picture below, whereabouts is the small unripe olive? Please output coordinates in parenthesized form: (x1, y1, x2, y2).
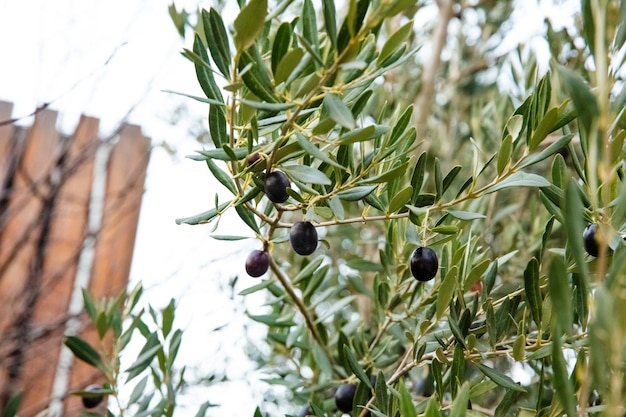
(245, 250, 270, 277)
(81, 384, 104, 409)
(410, 247, 438, 281)
(265, 171, 290, 203)
(289, 222, 318, 256)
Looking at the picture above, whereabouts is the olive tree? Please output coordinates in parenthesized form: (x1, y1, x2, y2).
(58, 0, 626, 416)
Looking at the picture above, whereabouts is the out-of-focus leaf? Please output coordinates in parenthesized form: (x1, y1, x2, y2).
(274, 48, 304, 85)
(436, 266, 457, 319)
(449, 382, 470, 417)
(234, 0, 267, 52)
(322, 0, 337, 49)
(556, 64, 598, 137)
(398, 378, 417, 417)
(446, 210, 485, 221)
(474, 363, 525, 392)
(2, 392, 22, 417)
(64, 336, 102, 369)
(562, 178, 589, 280)
(548, 255, 572, 335)
(524, 258, 542, 329)
(552, 332, 576, 417)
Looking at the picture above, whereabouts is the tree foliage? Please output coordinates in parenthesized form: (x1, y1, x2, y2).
(68, 0, 626, 416)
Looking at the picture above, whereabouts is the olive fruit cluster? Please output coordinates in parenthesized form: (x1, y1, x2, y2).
(410, 246, 438, 281)
(81, 384, 105, 409)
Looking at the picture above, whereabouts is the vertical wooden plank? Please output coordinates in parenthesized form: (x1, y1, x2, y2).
(90, 124, 150, 301)
(0, 101, 15, 192)
(15, 116, 101, 417)
(0, 109, 60, 408)
(67, 124, 150, 405)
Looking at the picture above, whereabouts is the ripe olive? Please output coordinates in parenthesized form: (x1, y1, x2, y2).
(298, 404, 312, 417)
(247, 152, 260, 166)
(335, 383, 356, 413)
(81, 384, 104, 409)
(289, 221, 318, 256)
(583, 223, 601, 257)
(410, 247, 438, 281)
(245, 250, 270, 277)
(265, 170, 290, 203)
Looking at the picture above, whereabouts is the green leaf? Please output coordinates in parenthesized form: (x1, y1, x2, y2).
(424, 395, 441, 417)
(343, 345, 372, 388)
(361, 159, 412, 185)
(374, 371, 389, 414)
(556, 64, 598, 137)
(387, 185, 412, 214)
(206, 159, 236, 194)
(161, 89, 225, 107)
(210, 234, 250, 241)
(337, 185, 378, 201)
(346, 259, 383, 272)
(161, 299, 175, 339)
(208, 105, 228, 149)
(175, 200, 231, 225)
(129, 375, 149, 405)
(378, 20, 413, 65)
(296, 134, 344, 169)
(281, 165, 331, 185)
(497, 134, 512, 176)
(446, 210, 485, 221)
(194, 401, 216, 417)
(82, 289, 97, 323)
(442, 166, 462, 195)
(302, 0, 319, 54)
(324, 93, 355, 129)
(398, 378, 417, 417)
(562, 178, 589, 281)
(271, 22, 292, 74)
(191, 35, 223, 103)
(484, 171, 551, 194)
(388, 105, 413, 147)
(494, 389, 519, 417)
(194, 147, 248, 161)
(202, 8, 230, 78)
(410, 152, 427, 200)
(523, 258, 542, 330)
(434, 158, 443, 199)
(449, 382, 470, 417)
(125, 335, 162, 381)
(450, 344, 466, 397)
(519, 134, 574, 169)
(274, 47, 304, 85)
(315, 296, 356, 323)
(552, 333, 576, 417)
(235, 205, 260, 233)
(234, 0, 267, 52)
(474, 363, 525, 392)
(239, 98, 294, 111)
(322, 0, 337, 49)
(64, 336, 102, 369)
(248, 314, 296, 327)
(2, 392, 22, 417)
(548, 255, 572, 335)
(436, 266, 457, 319)
(337, 125, 389, 144)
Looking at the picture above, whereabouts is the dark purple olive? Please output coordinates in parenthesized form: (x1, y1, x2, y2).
(265, 170, 290, 203)
(289, 222, 318, 256)
(335, 383, 356, 413)
(245, 250, 270, 277)
(81, 384, 104, 409)
(410, 247, 438, 281)
(298, 404, 312, 417)
(583, 223, 601, 257)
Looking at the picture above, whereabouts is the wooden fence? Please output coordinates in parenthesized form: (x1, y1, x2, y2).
(0, 101, 151, 416)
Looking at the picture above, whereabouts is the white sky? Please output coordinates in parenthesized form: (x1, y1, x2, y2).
(0, 0, 581, 416)
(0, 0, 272, 415)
